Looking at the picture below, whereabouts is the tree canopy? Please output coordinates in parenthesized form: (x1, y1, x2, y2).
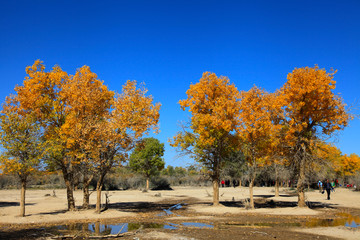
(129, 137, 165, 190)
(171, 72, 241, 205)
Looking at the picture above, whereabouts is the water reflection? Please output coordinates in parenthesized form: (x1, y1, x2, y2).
(305, 213, 360, 228)
(37, 212, 360, 237)
(181, 222, 214, 228)
(159, 203, 184, 216)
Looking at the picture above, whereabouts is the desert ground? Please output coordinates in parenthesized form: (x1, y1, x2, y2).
(0, 186, 359, 239)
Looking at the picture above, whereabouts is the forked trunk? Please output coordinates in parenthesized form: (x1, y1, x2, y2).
(212, 179, 220, 206)
(95, 174, 105, 214)
(82, 175, 93, 209)
(19, 179, 26, 217)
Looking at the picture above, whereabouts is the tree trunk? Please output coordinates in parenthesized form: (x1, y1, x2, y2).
(19, 178, 26, 217)
(297, 158, 307, 208)
(83, 184, 90, 209)
(82, 175, 93, 209)
(61, 165, 76, 211)
(65, 179, 76, 211)
(95, 174, 105, 214)
(275, 166, 280, 197)
(239, 179, 242, 188)
(146, 177, 149, 191)
(212, 179, 219, 206)
(275, 178, 280, 197)
(249, 175, 255, 209)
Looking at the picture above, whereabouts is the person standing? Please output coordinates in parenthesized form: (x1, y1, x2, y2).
(331, 180, 335, 192)
(221, 180, 225, 188)
(318, 180, 323, 193)
(324, 179, 333, 200)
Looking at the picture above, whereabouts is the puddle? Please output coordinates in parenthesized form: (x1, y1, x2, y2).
(28, 212, 360, 238)
(181, 222, 214, 228)
(305, 213, 360, 228)
(223, 222, 301, 228)
(345, 221, 360, 228)
(158, 203, 185, 216)
(164, 222, 179, 230)
(46, 222, 165, 236)
(223, 213, 360, 229)
(43, 220, 213, 236)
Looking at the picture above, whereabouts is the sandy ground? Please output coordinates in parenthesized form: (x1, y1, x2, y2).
(0, 186, 359, 239)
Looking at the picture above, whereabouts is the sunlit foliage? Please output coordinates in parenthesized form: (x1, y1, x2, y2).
(236, 86, 283, 208)
(0, 96, 44, 216)
(171, 72, 241, 205)
(280, 65, 351, 207)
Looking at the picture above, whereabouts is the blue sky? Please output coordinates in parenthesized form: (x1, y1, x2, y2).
(1, 0, 359, 167)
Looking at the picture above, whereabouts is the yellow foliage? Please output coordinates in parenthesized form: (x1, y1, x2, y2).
(237, 86, 283, 167)
(336, 154, 360, 176)
(112, 80, 161, 139)
(280, 65, 351, 144)
(176, 72, 241, 148)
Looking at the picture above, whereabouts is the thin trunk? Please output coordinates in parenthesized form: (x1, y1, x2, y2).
(275, 167, 280, 197)
(212, 179, 219, 206)
(146, 177, 149, 191)
(297, 158, 307, 208)
(275, 179, 280, 197)
(239, 179, 242, 188)
(95, 174, 105, 214)
(249, 175, 255, 209)
(95, 222, 100, 235)
(20, 179, 26, 217)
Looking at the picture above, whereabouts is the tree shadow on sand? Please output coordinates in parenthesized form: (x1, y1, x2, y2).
(0, 201, 36, 207)
(82, 201, 187, 213)
(220, 198, 338, 209)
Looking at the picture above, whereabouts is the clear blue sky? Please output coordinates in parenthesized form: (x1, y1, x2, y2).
(1, 0, 359, 167)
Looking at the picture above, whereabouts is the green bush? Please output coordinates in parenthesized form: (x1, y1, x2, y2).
(150, 177, 172, 190)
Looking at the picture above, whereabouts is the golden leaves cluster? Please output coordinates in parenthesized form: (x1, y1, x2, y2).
(112, 80, 161, 139)
(1, 60, 161, 174)
(173, 65, 353, 173)
(237, 86, 284, 167)
(281, 65, 350, 143)
(0, 97, 44, 177)
(177, 72, 241, 148)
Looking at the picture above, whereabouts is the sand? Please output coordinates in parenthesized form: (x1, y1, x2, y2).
(0, 186, 359, 239)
